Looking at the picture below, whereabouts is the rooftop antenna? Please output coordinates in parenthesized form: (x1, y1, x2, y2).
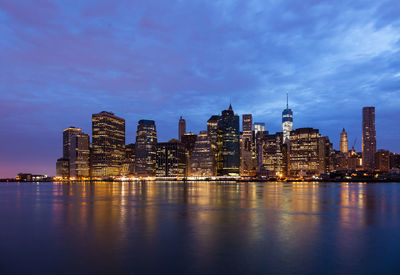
(286, 92, 289, 109)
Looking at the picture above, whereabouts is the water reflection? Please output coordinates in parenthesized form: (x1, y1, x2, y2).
(1, 181, 400, 274)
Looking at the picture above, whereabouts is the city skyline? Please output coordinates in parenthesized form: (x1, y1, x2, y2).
(1, 0, 400, 177)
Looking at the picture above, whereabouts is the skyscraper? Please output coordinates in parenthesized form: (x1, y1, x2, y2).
(190, 131, 214, 177)
(207, 115, 220, 173)
(135, 120, 157, 176)
(156, 140, 186, 177)
(362, 107, 376, 170)
(241, 114, 256, 176)
(289, 128, 330, 176)
(181, 132, 198, 176)
(178, 116, 186, 141)
(63, 127, 82, 160)
(217, 104, 240, 176)
(340, 128, 348, 154)
(69, 132, 90, 179)
(282, 93, 293, 144)
(92, 111, 125, 177)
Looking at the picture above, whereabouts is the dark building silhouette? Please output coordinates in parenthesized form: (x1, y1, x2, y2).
(122, 143, 135, 176)
(178, 116, 186, 141)
(156, 140, 186, 177)
(181, 133, 197, 176)
(56, 158, 69, 178)
(362, 107, 376, 171)
(135, 120, 157, 176)
(190, 131, 214, 177)
(91, 111, 125, 177)
(216, 105, 240, 176)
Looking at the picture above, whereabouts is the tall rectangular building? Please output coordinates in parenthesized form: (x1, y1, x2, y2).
(178, 116, 186, 141)
(69, 133, 90, 178)
(240, 114, 256, 176)
(92, 111, 125, 177)
(156, 140, 186, 177)
(362, 107, 376, 170)
(135, 120, 157, 176)
(207, 115, 220, 174)
(190, 131, 214, 177)
(217, 105, 240, 176)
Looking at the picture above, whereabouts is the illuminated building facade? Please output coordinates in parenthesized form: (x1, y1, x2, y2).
(135, 120, 157, 176)
(282, 93, 293, 144)
(190, 131, 214, 177)
(216, 105, 240, 176)
(207, 115, 220, 173)
(69, 132, 90, 178)
(289, 128, 331, 176)
(63, 127, 83, 160)
(362, 107, 376, 170)
(253, 122, 265, 136)
(92, 111, 125, 177)
(348, 150, 363, 170)
(240, 114, 256, 176)
(340, 128, 348, 154)
(181, 133, 197, 176)
(375, 150, 390, 172)
(156, 140, 186, 177)
(259, 132, 288, 177)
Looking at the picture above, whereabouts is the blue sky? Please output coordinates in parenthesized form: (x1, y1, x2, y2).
(1, 0, 400, 177)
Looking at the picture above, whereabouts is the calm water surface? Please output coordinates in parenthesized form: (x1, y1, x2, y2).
(0, 181, 400, 274)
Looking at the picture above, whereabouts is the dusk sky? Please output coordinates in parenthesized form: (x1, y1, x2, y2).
(1, 0, 399, 177)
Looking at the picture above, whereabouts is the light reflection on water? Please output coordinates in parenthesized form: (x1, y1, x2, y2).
(0, 181, 400, 274)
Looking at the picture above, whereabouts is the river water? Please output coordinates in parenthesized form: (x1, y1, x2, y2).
(0, 181, 399, 274)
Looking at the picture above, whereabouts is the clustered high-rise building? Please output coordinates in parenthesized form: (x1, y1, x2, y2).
(56, 97, 387, 180)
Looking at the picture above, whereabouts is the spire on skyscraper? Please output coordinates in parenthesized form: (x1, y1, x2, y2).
(286, 92, 289, 109)
(228, 104, 233, 111)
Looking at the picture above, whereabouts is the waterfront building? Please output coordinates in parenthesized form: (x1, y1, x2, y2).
(282, 93, 293, 144)
(240, 114, 256, 176)
(362, 107, 376, 170)
(332, 150, 348, 171)
(63, 127, 83, 160)
(348, 150, 363, 171)
(178, 116, 186, 141)
(216, 105, 240, 176)
(340, 128, 348, 154)
(122, 143, 135, 176)
(259, 132, 288, 177)
(92, 111, 125, 177)
(207, 115, 220, 173)
(375, 150, 390, 172)
(181, 133, 198, 176)
(190, 131, 214, 177)
(390, 153, 400, 170)
(156, 140, 186, 177)
(135, 120, 157, 176)
(56, 158, 69, 178)
(289, 128, 331, 176)
(69, 132, 90, 178)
